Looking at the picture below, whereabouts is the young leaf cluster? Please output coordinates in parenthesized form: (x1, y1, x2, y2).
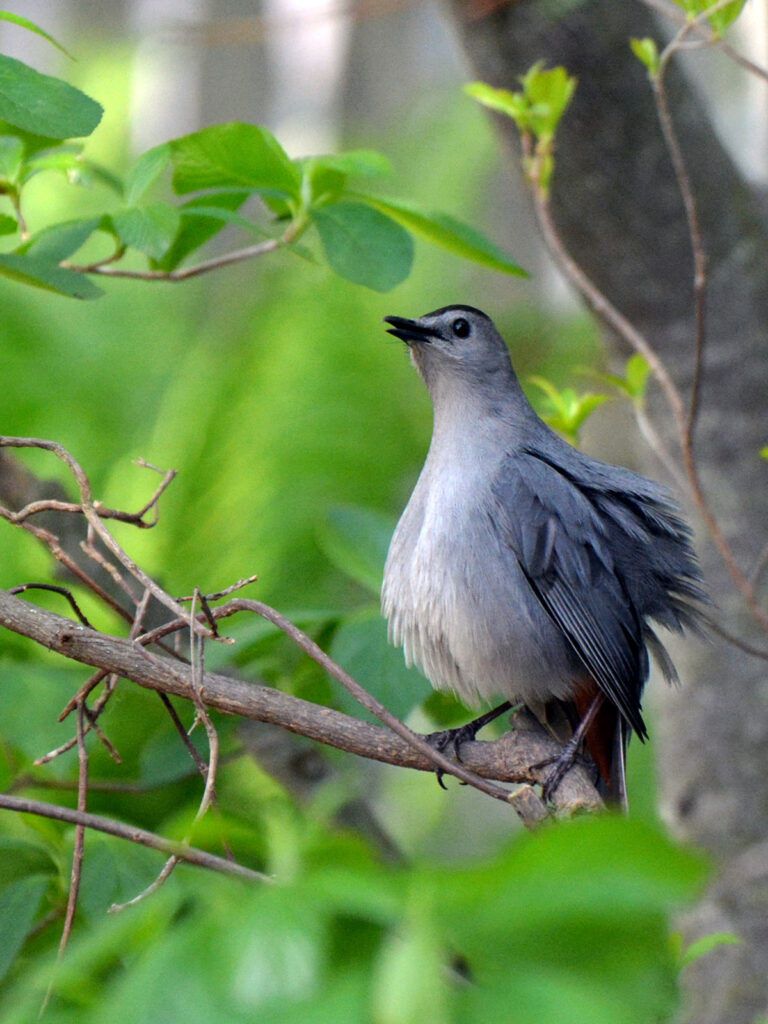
(0, 14, 525, 297)
(465, 65, 576, 195)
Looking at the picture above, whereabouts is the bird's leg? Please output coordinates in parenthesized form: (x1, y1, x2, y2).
(425, 701, 514, 789)
(537, 693, 605, 803)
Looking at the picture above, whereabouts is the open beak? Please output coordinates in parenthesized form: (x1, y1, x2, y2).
(383, 315, 436, 345)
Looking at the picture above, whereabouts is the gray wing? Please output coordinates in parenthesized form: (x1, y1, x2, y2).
(489, 448, 685, 738)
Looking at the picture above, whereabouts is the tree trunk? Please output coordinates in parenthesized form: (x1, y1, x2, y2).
(447, 1, 768, 1019)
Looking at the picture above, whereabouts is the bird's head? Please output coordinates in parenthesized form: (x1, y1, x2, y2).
(384, 306, 516, 397)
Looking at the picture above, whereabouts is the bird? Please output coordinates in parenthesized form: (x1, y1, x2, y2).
(381, 305, 704, 806)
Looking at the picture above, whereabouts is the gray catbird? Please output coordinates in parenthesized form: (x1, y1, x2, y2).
(382, 305, 704, 804)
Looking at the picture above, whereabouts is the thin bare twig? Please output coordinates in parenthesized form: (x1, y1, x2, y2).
(8, 583, 95, 628)
(0, 438, 208, 638)
(641, 0, 768, 85)
(524, 141, 768, 634)
(178, 574, 260, 603)
(654, 23, 708, 450)
(227, 598, 543, 814)
(58, 702, 88, 956)
(0, 793, 270, 881)
(64, 237, 282, 281)
(109, 856, 180, 913)
(113, 591, 227, 911)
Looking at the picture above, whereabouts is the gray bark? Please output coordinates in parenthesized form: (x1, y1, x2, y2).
(447, 1, 768, 1019)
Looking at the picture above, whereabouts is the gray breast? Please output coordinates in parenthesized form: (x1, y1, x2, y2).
(382, 443, 580, 707)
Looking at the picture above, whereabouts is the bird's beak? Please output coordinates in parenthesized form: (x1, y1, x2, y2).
(383, 316, 436, 345)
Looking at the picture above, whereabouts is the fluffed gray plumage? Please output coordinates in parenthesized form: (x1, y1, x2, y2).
(381, 305, 704, 804)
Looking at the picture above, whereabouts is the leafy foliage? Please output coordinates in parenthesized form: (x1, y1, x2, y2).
(0, 40, 525, 295)
(0, 815, 708, 1024)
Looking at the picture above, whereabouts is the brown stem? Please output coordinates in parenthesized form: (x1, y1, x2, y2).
(0, 793, 269, 881)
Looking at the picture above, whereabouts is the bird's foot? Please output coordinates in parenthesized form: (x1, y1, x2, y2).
(533, 741, 595, 804)
(425, 701, 513, 789)
(535, 692, 604, 803)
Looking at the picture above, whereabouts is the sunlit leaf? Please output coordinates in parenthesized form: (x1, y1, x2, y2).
(464, 81, 527, 123)
(170, 122, 300, 197)
(670, 0, 746, 35)
(630, 37, 660, 77)
(679, 931, 741, 968)
(301, 150, 393, 180)
(352, 193, 526, 277)
(625, 354, 651, 400)
(0, 53, 102, 138)
(312, 200, 413, 292)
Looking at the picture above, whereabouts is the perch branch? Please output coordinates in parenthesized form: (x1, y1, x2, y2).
(0, 588, 601, 820)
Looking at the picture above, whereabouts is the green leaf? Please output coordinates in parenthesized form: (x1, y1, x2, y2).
(0, 875, 48, 981)
(112, 203, 181, 259)
(528, 376, 609, 441)
(180, 204, 273, 237)
(20, 146, 83, 182)
(433, 816, 708, 1024)
(679, 931, 741, 968)
(152, 189, 250, 271)
(466, 66, 576, 143)
(464, 81, 527, 123)
(302, 149, 393, 180)
(519, 63, 577, 140)
(372, 907, 448, 1024)
(329, 607, 432, 721)
(170, 122, 300, 197)
(0, 133, 23, 181)
(312, 200, 413, 292)
(671, 0, 746, 35)
(352, 193, 526, 277)
(630, 37, 661, 77)
(466, 68, 576, 195)
(0, 251, 102, 297)
(0, 11, 75, 59)
(124, 142, 170, 205)
(0, 53, 103, 138)
(24, 216, 102, 261)
(317, 505, 395, 595)
(624, 354, 651, 400)
(0, 837, 56, 887)
(0, 211, 16, 235)
(760, 446, 768, 460)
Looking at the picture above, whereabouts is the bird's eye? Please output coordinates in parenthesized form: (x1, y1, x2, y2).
(452, 317, 471, 338)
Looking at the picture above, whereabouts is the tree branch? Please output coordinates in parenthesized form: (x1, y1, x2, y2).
(0, 793, 268, 882)
(0, 588, 601, 819)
